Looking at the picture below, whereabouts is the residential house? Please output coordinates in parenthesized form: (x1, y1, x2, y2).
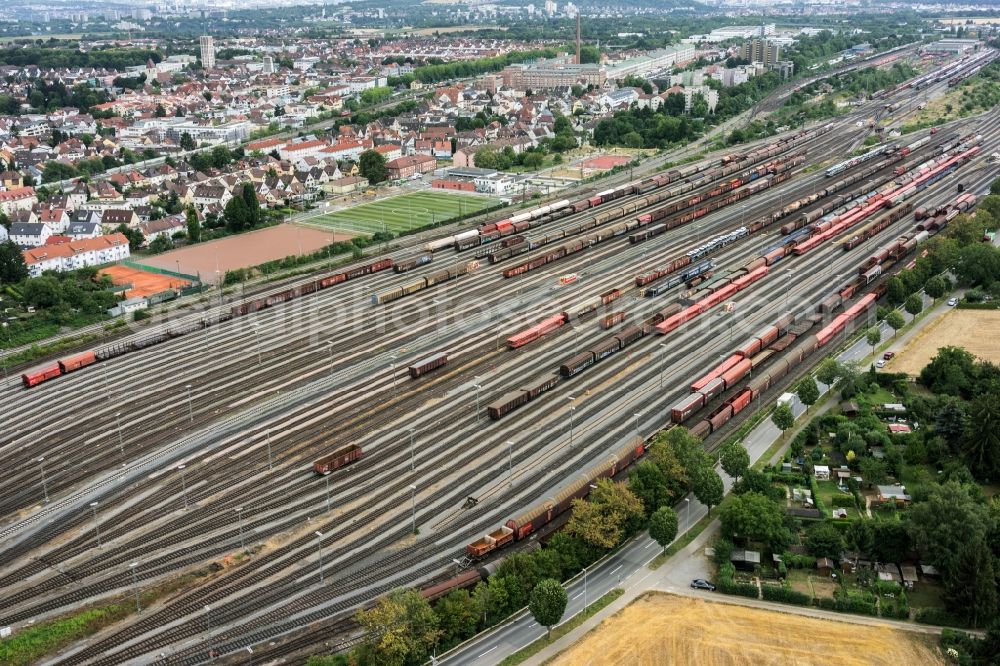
(325, 176, 368, 195)
(386, 155, 437, 180)
(140, 216, 186, 243)
(100, 209, 141, 231)
(9, 222, 52, 247)
(192, 185, 232, 209)
(37, 208, 70, 233)
(0, 186, 38, 215)
(22, 233, 131, 277)
(66, 221, 101, 240)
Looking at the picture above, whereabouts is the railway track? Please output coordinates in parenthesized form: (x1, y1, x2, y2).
(3, 97, 997, 664)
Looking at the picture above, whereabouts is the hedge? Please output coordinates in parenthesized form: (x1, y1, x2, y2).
(809, 476, 827, 516)
(915, 607, 969, 628)
(815, 595, 878, 616)
(762, 584, 811, 605)
(717, 562, 759, 599)
(831, 495, 855, 508)
(781, 552, 817, 569)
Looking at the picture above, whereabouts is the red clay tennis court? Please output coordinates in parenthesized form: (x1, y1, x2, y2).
(580, 155, 632, 170)
(100, 265, 191, 298)
(139, 224, 353, 284)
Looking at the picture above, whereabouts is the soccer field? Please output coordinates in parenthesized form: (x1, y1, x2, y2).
(304, 192, 501, 235)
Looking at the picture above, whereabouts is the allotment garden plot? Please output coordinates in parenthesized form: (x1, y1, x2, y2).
(303, 191, 501, 235)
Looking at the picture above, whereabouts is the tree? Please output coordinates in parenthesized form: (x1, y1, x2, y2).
(646, 437, 689, 500)
(0, 239, 28, 284)
(805, 521, 844, 559)
(904, 293, 923, 317)
(720, 492, 791, 551)
(354, 588, 441, 666)
(844, 519, 875, 554)
(886, 277, 907, 306)
(947, 537, 998, 628)
(154, 103, 166, 117)
(224, 194, 250, 233)
(816, 358, 840, 388)
(858, 456, 888, 487)
(648, 506, 679, 553)
(963, 390, 1000, 480)
(866, 326, 881, 358)
(908, 481, 989, 583)
(719, 441, 749, 482)
(628, 461, 671, 517)
(22, 275, 61, 308)
(115, 223, 144, 251)
(358, 149, 388, 184)
(795, 376, 820, 413)
(185, 206, 201, 244)
(771, 403, 795, 440)
(240, 183, 260, 227)
(924, 275, 949, 300)
(179, 131, 196, 151)
(566, 479, 645, 549)
(149, 235, 173, 254)
(885, 310, 905, 338)
(691, 465, 724, 515)
(657, 426, 710, 480)
(528, 578, 567, 638)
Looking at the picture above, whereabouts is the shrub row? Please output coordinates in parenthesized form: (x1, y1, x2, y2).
(761, 584, 810, 605)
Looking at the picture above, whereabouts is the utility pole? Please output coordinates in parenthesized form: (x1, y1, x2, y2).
(235, 507, 245, 551)
(129, 562, 141, 613)
(325, 475, 332, 512)
(507, 440, 514, 487)
(408, 484, 417, 534)
(185, 384, 194, 422)
(37, 457, 49, 503)
(567, 396, 576, 446)
(90, 501, 102, 549)
(114, 412, 125, 457)
(409, 428, 415, 471)
(315, 531, 325, 583)
(178, 464, 189, 509)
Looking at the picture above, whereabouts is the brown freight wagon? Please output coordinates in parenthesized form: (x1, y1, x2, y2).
(313, 444, 363, 475)
(408, 352, 448, 379)
(600, 312, 627, 329)
(487, 390, 529, 420)
(466, 526, 514, 558)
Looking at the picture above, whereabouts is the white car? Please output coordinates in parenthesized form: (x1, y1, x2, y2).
(875, 360, 886, 368)
(947, 298, 958, 306)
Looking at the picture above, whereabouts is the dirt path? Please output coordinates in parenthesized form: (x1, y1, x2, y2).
(553, 592, 944, 666)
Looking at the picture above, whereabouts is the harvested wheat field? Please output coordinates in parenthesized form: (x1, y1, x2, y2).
(893, 309, 1000, 375)
(552, 593, 944, 666)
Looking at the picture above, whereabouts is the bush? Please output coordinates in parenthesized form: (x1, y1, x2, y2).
(875, 580, 902, 596)
(915, 607, 969, 628)
(781, 552, 817, 569)
(762, 584, 810, 605)
(133, 309, 149, 321)
(831, 495, 855, 508)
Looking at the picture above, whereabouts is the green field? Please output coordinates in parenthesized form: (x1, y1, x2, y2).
(304, 191, 501, 235)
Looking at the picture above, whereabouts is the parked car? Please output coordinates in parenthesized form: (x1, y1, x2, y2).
(875, 360, 887, 368)
(883, 351, 895, 360)
(691, 579, 716, 591)
(947, 297, 958, 306)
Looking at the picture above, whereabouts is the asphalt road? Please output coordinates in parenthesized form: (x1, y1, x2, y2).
(438, 291, 937, 666)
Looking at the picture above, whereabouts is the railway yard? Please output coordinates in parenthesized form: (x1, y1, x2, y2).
(2, 50, 999, 665)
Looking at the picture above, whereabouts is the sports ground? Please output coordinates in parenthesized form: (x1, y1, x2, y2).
(302, 191, 501, 235)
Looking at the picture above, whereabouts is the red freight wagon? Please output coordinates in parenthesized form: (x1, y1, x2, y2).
(22, 363, 62, 388)
(600, 312, 627, 329)
(709, 405, 735, 431)
(720, 358, 753, 390)
(734, 336, 762, 358)
(691, 355, 741, 392)
(58, 351, 97, 374)
(466, 526, 514, 558)
(600, 288, 622, 305)
(671, 392, 705, 423)
(312, 444, 363, 475)
(727, 389, 753, 414)
(408, 353, 448, 379)
(506, 313, 568, 349)
(487, 390, 530, 420)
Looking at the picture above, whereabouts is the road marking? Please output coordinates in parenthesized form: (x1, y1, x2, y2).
(572, 592, 583, 600)
(644, 541, 653, 549)
(477, 646, 498, 659)
(610, 564, 622, 575)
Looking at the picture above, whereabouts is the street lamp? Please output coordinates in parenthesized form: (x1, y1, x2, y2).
(684, 497, 691, 528)
(409, 428, 415, 471)
(185, 383, 194, 422)
(252, 324, 262, 366)
(472, 382, 482, 422)
(658, 343, 668, 388)
(325, 475, 332, 512)
(567, 396, 576, 446)
(37, 457, 49, 503)
(235, 507, 245, 551)
(90, 501, 102, 549)
(178, 464, 189, 509)
(506, 439, 514, 488)
(315, 531, 325, 584)
(408, 484, 417, 534)
(205, 605, 214, 661)
(129, 562, 141, 613)
(114, 412, 125, 456)
(634, 411, 640, 436)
